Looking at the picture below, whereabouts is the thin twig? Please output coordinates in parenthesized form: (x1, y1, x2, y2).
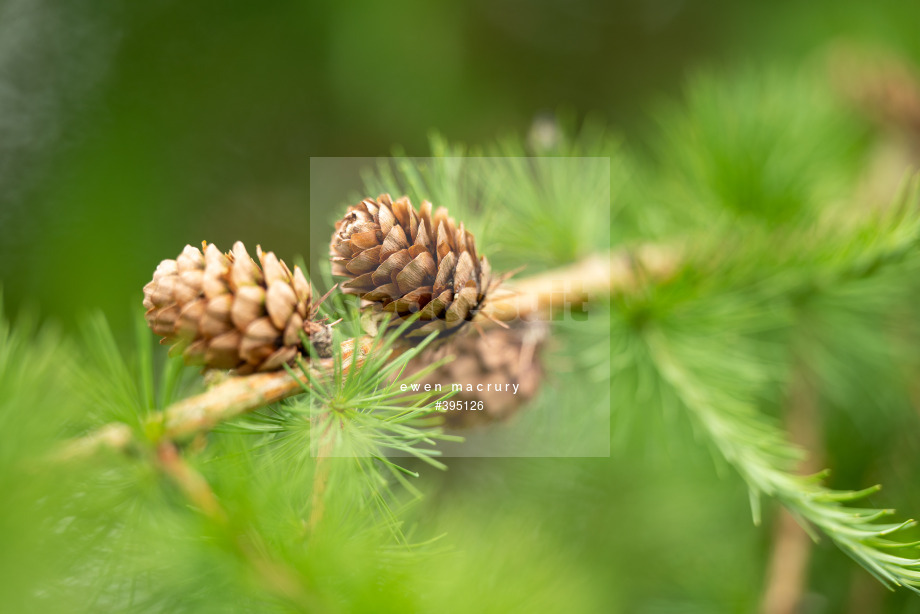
(52, 422, 134, 462)
(156, 441, 227, 523)
(477, 245, 675, 322)
(55, 247, 677, 461)
(155, 442, 330, 612)
(307, 416, 338, 533)
(761, 366, 823, 614)
(54, 336, 376, 461)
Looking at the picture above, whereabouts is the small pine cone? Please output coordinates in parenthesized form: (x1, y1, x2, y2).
(143, 241, 332, 374)
(403, 320, 548, 428)
(330, 194, 496, 342)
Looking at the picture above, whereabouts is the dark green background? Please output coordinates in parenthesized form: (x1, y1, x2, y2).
(4, 0, 918, 331)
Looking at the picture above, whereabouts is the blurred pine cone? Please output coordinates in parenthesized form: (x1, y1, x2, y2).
(143, 241, 332, 374)
(330, 194, 496, 342)
(404, 319, 548, 427)
(830, 44, 920, 143)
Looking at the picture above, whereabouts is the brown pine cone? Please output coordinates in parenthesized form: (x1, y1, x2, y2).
(143, 241, 332, 374)
(330, 194, 497, 342)
(402, 319, 548, 428)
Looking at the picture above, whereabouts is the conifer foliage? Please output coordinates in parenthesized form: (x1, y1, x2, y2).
(7, 57, 920, 613)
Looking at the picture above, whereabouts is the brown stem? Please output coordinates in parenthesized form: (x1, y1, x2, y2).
(760, 367, 823, 614)
(155, 442, 328, 612)
(156, 441, 227, 523)
(55, 247, 677, 461)
(307, 416, 338, 533)
(54, 336, 376, 461)
(477, 245, 675, 322)
(51, 422, 134, 463)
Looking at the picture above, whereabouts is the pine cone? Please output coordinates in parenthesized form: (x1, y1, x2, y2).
(402, 319, 548, 427)
(143, 241, 332, 374)
(330, 194, 496, 341)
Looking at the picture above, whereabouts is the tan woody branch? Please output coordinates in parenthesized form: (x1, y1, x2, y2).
(53, 246, 676, 462)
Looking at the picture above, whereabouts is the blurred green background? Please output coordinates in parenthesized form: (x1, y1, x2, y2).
(5, 1, 920, 613)
(2, 0, 916, 331)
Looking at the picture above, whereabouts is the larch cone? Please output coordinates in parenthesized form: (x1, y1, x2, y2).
(330, 194, 497, 342)
(143, 241, 332, 374)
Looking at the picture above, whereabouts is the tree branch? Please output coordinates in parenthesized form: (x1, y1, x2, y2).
(761, 366, 823, 614)
(55, 246, 676, 461)
(155, 441, 329, 612)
